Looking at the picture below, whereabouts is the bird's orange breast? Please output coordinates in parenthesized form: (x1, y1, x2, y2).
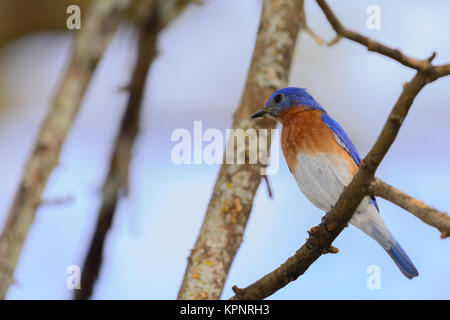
(280, 107, 358, 174)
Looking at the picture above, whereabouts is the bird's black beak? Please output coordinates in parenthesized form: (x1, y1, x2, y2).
(251, 109, 266, 119)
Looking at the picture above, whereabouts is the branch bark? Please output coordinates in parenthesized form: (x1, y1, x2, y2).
(74, 0, 191, 300)
(315, 0, 435, 71)
(0, 0, 131, 299)
(177, 0, 305, 300)
(371, 178, 450, 239)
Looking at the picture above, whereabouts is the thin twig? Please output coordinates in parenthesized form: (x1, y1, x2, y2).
(371, 178, 450, 239)
(40, 195, 75, 206)
(0, 0, 130, 300)
(263, 175, 273, 198)
(327, 34, 341, 47)
(316, 0, 435, 71)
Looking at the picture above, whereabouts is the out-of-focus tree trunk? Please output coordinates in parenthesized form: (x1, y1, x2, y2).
(0, 0, 130, 299)
(0, 0, 91, 49)
(177, 0, 305, 300)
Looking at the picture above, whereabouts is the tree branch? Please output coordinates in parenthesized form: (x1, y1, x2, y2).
(315, 0, 436, 71)
(371, 178, 450, 239)
(0, 0, 130, 300)
(177, 0, 305, 300)
(74, 0, 191, 300)
(315, 0, 450, 79)
(433, 63, 450, 77)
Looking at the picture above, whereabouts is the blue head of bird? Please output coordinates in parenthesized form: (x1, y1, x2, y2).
(251, 87, 324, 121)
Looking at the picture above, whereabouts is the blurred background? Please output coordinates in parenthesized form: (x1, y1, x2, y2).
(0, 0, 449, 299)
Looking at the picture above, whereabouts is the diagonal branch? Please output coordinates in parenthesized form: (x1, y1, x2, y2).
(315, 0, 450, 79)
(316, 0, 436, 71)
(0, 0, 131, 300)
(74, 0, 191, 300)
(74, 0, 158, 301)
(371, 178, 450, 239)
(177, 0, 305, 300)
(434, 63, 450, 77)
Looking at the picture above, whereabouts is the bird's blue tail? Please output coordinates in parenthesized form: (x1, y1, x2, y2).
(351, 205, 418, 279)
(386, 241, 419, 279)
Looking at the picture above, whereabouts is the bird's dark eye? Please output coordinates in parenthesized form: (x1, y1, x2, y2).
(273, 94, 283, 104)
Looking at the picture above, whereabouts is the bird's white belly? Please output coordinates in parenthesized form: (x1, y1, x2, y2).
(293, 152, 355, 212)
(293, 152, 392, 246)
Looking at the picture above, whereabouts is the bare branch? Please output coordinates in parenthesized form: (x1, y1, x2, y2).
(177, 0, 305, 300)
(299, 10, 324, 46)
(74, 0, 191, 300)
(262, 175, 273, 199)
(433, 63, 450, 77)
(315, 0, 435, 71)
(371, 178, 450, 239)
(0, 0, 131, 299)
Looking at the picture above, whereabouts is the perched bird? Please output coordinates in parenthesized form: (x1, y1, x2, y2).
(252, 87, 418, 279)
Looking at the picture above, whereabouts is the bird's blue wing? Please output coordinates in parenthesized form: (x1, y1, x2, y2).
(321, 113, 361, 165)
(321, 113, 379, 211)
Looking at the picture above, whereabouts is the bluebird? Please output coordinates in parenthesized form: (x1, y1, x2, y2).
(252, 87, 418, 279)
